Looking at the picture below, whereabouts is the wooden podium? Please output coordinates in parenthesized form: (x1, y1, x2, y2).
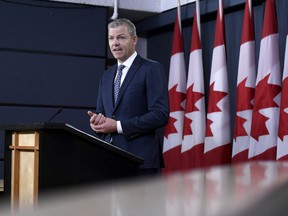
(0, 123, 143, 210)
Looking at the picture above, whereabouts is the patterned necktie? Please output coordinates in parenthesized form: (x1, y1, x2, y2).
(114, 64, 125, 104)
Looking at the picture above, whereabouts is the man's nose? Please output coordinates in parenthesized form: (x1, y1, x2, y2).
(112, 38, 120, 45)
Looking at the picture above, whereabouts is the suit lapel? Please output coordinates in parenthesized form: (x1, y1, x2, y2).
(113, 55, 142, 111)
(106, 65, 117, 113)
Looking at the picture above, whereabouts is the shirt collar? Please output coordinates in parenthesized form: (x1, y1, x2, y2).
(117, 52, 137, 68)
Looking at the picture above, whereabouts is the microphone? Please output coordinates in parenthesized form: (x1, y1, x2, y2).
(48, 108, 62, 122)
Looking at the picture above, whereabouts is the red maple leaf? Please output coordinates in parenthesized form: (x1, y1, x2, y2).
(205, 119, 213, 137)
(164, 116, 178, 139)
(182, 84, 204, 137)
(168, 84, 186, 112)
(250, 73, 281, 141)
(185, 84, 204, 112)
(182, 116, 193, 137)
(233, 115, 248, 140)
(251, 110, 270, 141)
(253, 73, 281, 111)
(236, 77, 255, 111)
(207, 82, 228, 113)
(278, 77, 288, 141)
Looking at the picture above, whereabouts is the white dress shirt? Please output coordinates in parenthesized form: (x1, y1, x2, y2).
(116, 51, 137, 134)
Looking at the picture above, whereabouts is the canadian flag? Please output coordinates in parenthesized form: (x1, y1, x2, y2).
(277, 33, 288, 160)
(181, 1, 205, 170)
(248, 0, 281, 160)
(163, 3, 186, 173)
(204, 0, 231, 167)
(232, 0, 256, 163)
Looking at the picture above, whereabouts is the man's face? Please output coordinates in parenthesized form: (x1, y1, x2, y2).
(108, 25, 137, 63)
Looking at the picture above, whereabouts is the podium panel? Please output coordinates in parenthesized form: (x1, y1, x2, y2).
(1, 123, 143, 211)
(10, 131, 39, 210)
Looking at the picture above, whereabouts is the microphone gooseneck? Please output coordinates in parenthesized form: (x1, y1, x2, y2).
(48, 108, 62, 122)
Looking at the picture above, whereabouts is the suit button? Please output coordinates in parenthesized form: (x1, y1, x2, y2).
(112, 115, 116, 119)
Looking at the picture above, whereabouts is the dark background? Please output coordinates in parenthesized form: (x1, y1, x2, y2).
(1, 0, 288, 178)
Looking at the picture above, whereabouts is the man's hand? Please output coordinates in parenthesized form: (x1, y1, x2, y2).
(88, 111, 117, 134)
(88, 111, 106, 125)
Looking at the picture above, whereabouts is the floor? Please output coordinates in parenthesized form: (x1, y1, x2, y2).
(2, 161, 288, 216)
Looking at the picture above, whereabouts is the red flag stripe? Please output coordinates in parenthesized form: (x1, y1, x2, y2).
(191, 8, 201, 52)
(248, 0, 281, 160)
(204, 0, 231, 167)
(181, 2, 205, 170)
(241, 0, 255, 44)
(262, 0, 278, 39)
(214, 1, 225, 47)
(163, 3, 186, 174)
(277, 34, 288, 160)
(171, 7, 184, 55)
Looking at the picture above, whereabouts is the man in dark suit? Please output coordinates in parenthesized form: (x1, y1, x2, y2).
(88, 18, 169, 174)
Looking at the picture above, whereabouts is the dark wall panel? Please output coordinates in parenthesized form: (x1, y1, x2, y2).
(0, 51, 104, 107)
(0, 0, 106, 56)
(0, 106, 94, 134)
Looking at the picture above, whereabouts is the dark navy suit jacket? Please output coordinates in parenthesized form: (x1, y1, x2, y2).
(96, 55, 169, 169)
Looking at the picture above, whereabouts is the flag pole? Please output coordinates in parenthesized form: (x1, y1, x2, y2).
(196, 0, 201, 39)
(177, 0, 182, 32)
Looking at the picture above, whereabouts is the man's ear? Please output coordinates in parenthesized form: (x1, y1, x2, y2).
(133, 36, 138, 45)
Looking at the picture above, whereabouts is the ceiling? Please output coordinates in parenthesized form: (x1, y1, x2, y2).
(50, 0, 197, 22)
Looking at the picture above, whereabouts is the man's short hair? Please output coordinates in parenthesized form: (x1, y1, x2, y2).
(108, 18, 137, 37)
